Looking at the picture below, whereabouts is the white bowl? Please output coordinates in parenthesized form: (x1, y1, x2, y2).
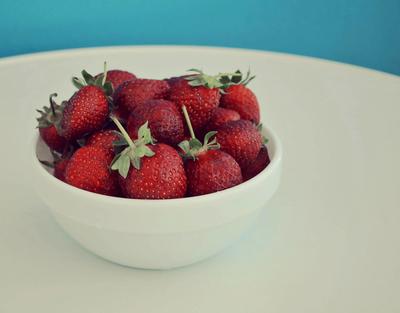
(32, 126, 282, 269)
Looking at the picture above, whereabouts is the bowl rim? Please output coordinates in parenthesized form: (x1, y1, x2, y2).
(33, 125, 283, 205)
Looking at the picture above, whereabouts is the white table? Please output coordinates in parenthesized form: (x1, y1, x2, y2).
(0, 46, 399, 312)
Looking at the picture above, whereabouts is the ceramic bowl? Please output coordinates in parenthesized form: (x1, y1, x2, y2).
(33, 126, 282, 269)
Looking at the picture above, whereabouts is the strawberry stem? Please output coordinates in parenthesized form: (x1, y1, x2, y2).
(182, 105, 196, 139)
(49, 93, 57, 116)
(110, 115, 135, 149)
(102, 61, 108, 87)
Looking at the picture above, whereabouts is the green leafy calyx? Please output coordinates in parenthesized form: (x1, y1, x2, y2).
(178, 105, 220, 160)
(178, 131, 220, 160)
(219, 69, 255, 90)
(36, 93, 64, 130)
(110, 116, 155, 178)
(72, 61, 113, 96)
(185, 68, 255, 90)
(39, 148, 70, 168)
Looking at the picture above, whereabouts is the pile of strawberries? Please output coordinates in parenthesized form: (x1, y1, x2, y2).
(36, 64, 270, 199)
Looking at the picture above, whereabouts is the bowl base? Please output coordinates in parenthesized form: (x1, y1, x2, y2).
(51, 209, 262, 270)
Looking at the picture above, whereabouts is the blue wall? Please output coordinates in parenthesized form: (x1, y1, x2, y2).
(0, 0, 399, 75)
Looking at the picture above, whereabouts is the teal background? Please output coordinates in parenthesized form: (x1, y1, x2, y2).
(0, 0, 399, 75)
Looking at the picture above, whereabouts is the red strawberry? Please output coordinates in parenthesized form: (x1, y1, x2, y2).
(216, 119, 262, 169)
(60, 68, 112, 140)
(95, 70, 136, 90)
(39, 152, 70, 182)
(119, 143, 187, 199)
(111, 106, 129, 124)
(86, 129, 121, 155)
(185, 149, 242, 196)
(110, 117, 187, 199)
(179, 106, 242, 196)
(65, 146, 119, 196)
(220, 70, 260, 124)
(165, 75, 191, 88)
(37, 94, 67, 153)
(114, 79, 169, 114)
(61, 85, 109, 140)
(39, 125, 66, 153)
(54, 158, 69, 181)
(127, 99, 185, 145)
(205, 107, 240, 132)
(168, 72, 221, 131)
(220, 84, 260, 124)
(242, 145, 270, 181)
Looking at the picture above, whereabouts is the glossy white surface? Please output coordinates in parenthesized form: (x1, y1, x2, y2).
(33, 126, 282, 269)
(0, 46, 399, 312)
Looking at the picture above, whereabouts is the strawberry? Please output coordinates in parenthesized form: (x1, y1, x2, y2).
(220, 70, 260, 124)
(216, 119, 262, 169)
(39, 125, 66, 153)
(242, 145, 270, 181)
(39, 151, 70, 182)
(184, 149, 242, 196)
(165, 75, 191, 88)
(110, 116, 187, 199)
(65, 146, 119, 196)
(113, 79, 169, 114)
(127, 99, 185, 145)
(205, 107, 240, 132)
(86, 129, 121, 155)
(60, 67, 112, 141)
(179, 106, 242, 196)
(221, 85, 260, 124)
(54, 158, 69, 181)
(119, 143, 186, 199)
(168, 70, 221, 131)
(36, 93, 67, 153)
(61, 85, 109, 140)
(111, 106, 129, 124)
(95, 69, 136, 90)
